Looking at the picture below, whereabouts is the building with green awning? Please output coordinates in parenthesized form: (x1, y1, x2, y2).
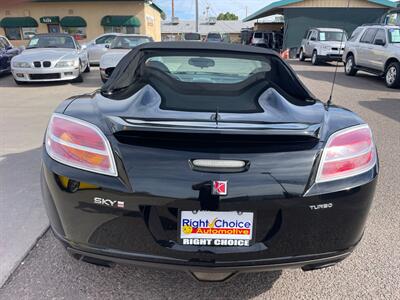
(101, 16, 141, 28)
(0, 17, 38, 28)
(0, 0, 163, 45)
(60, 16, 87, 28)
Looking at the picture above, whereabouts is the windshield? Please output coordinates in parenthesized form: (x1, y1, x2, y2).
(110, 36, 152, 49)
(319, 31, 347, 42)
(388, 28, 400, 43)
(145, 55, 271, 84)
(184, 33, 201, 41)
(27, 35, 75, 49)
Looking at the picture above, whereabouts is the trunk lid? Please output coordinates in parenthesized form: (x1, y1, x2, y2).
(97, 85, 326, 198)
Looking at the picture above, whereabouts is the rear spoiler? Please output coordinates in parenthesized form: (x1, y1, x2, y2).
(108, 116, 321, 138)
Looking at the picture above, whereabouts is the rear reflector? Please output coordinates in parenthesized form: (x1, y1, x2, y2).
(316, 124, 376, 183)
(46, 114, 117, 176)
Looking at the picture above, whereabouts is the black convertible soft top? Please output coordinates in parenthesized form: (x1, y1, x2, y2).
(101, 42, 315, 104)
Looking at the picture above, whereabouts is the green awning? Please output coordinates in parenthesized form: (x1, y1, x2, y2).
(60, 16, 87, 27)
(101, 15, 141, 27)
(40, 16, 60, 24)
(0, 17, 38, 28)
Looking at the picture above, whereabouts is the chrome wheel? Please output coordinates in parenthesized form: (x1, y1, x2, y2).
(346, 58, 353, 73)
(299, 49, 304, 61)
(312, 53, 316, 64)
(386, 66, 397, 85)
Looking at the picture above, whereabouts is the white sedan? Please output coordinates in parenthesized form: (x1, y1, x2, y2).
(11, 33, 90, 84)
(84, 33, 118, 65)
(99, 34, 153, 83)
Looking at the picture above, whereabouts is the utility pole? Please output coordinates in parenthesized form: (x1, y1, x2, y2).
(195, 0, 199, 33)
(172, 0, 175, 19)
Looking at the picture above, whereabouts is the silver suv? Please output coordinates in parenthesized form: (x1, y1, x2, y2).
(299, 28, 347, 65)
(343, 25, 400, 88)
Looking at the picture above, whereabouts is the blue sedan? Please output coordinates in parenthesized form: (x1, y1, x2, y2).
(0, 35, 22, 75)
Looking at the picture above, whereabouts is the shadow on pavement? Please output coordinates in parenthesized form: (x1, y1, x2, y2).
(359, 98, 400, 123)
(295, 68, 393, 92)
(290, 60, 339, 67)
(1, 229, 282, 299)
(0, 147, 49, 287)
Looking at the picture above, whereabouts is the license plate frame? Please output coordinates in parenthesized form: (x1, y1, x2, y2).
(178, 210, 254, 247)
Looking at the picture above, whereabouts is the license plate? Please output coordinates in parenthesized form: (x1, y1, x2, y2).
(180, 211, 254, 247)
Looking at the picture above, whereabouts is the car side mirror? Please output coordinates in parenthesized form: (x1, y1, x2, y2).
(374, 39, 385, 46)
(310, 37, 316, 41)
(105, 44, 110, 48)
(81, 44, 87, 50)
(5, 45, 13, 51)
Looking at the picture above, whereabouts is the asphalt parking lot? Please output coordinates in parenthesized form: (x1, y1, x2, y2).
(0, 62, 399, 299)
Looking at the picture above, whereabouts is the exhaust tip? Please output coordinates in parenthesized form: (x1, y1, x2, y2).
(302, 261, 339, 272)
(190, 271, 236, 282)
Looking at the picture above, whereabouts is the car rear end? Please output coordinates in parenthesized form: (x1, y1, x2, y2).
(41, 45, 378, 281)
(251, 32, 267, 47)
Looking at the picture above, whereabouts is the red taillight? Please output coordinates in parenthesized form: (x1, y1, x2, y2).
(316, 125, 376, 183)
(46, 114, 117, 176)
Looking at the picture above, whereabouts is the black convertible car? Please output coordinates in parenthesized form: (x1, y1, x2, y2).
(41, 42, 378, 281)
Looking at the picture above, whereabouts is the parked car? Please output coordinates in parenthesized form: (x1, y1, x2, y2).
(251, 31, 283, 51)
(299, 28, 347, 65)
(41, 42, 378, 282)
(11, 33, 90, 84)
(182, 32, 202, 41)
(0, 35, 22, 75)
(343, 24, 400, 88)
(84, 33, 118, 65)
(206, 32, 223, 43)
(251, 31, 267, 47)
(100, 34, 153, 82)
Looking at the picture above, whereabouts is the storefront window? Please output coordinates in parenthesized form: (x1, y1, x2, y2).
(4, 27, 37, 40)
(62, 27, 87, 40)
(47, 24, 60, 33)
(4, 28, 21, 40)
(126, 27, 139, 34)
(104, 26, 139, 34)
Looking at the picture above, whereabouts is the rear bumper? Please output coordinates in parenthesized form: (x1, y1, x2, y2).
(53, 228, 354, 273)
(252, 43, 268, 48)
